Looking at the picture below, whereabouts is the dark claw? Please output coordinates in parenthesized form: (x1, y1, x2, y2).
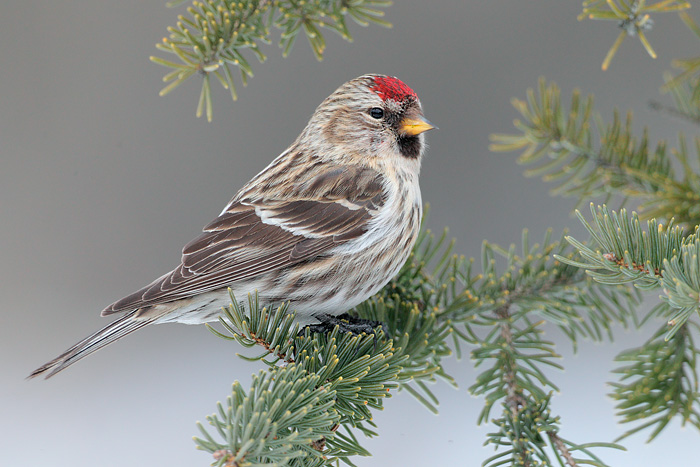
(299, 313, 390, 343)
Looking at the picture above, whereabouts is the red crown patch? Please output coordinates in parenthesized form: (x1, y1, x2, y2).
(371, 76, 417, 102)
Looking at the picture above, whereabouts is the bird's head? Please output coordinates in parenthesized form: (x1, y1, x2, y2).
(303, 74, 435, 166)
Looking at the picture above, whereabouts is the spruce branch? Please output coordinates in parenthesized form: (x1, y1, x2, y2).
(578, 0, 691, 70)
(490, 79, 700, 228)
(489, 79, 671, 206)
(195, 224, 460, 464)
(151, 0, 392, 121)
(556, 204, 700, 441)
(198, 294, 407, 465)
(195, 219, 641, 466)
(460, 231, 634, 467)
(609, 322, 700, 442)
(454, 229, 639, 351)
(556, 204, 700, 334)
(194, 364, 340, 467)
(206, 293, 298, 365)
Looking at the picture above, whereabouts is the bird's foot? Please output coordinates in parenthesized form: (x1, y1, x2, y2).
(300, 313, 389, 339)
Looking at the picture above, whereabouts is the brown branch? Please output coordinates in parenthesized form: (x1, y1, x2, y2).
(491, 273, 583, 466)
(247, 331, 295, 364)
(213, 449, 239, 467)
(493, 272, 573, 416)
(493, 277, 613, 467)
(495, 305, 527, 416)
(494, 303, 531, 466)
(311, 424, 339, 453)
(547, 431, 579, 467)
(496, 301, 581, 467)
(602, 252, 662, 277)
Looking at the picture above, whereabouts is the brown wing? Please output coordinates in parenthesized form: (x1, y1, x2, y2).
(102, 165, 385, 315)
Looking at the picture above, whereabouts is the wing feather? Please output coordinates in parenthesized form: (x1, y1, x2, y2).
(102, 164, 386, 315)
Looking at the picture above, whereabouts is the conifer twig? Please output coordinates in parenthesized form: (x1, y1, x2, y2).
(547, 432, 578, 467)
(578, 0, 690, 70)
(151, 0, 393, 120)
(491, 79, 700, 228)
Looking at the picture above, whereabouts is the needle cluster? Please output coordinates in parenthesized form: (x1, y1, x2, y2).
(150, 0, 392, 121)
(491, 10, 700, 455)
(194, 219, 640, 466)
(578, 0, 690, 70)
(490, 78, 700, 228)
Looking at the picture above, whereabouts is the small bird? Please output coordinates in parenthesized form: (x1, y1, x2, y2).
(30, 74, 434, 378)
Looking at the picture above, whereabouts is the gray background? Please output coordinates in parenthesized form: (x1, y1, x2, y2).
(2, 1, 699, 465)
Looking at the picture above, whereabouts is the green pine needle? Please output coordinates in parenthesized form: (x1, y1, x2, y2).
(578, 1, 690, 70)
(151, 0, 393, 120)
(492, 78, 700, 228)
(197, 213, 642, 465)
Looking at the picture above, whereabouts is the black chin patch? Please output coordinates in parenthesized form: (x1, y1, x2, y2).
(397, 135, 422, 159)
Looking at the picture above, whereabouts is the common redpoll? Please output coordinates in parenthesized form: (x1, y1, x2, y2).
(30, 74, 434, 378)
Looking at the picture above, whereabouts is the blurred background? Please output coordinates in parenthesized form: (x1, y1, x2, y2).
(2, 1, 699, 465)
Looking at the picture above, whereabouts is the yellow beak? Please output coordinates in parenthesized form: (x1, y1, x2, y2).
(400, 115, 436, 136)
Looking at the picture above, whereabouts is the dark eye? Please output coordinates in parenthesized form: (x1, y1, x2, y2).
(369, 107, 384, 119)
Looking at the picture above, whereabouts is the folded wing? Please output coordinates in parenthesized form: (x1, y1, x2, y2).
(102, 165, 386, 315)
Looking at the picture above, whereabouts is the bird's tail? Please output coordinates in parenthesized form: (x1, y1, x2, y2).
(28, 309, 161, 379)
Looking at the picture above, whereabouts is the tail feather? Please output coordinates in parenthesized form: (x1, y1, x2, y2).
(28, 310, 160, 379)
